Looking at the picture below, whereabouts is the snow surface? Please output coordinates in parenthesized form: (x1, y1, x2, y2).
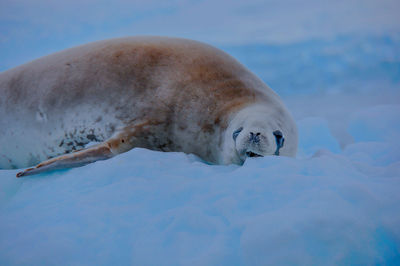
(1, 36, 400, 265)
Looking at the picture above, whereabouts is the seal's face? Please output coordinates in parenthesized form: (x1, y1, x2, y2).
(233, 125, 284, 162)
(226, 104, 297, 164)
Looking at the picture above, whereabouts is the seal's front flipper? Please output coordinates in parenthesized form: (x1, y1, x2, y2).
(15, 121, 151, 177)
(16, 143, 114, 178)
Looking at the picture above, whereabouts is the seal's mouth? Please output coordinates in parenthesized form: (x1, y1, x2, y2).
(245, 151, 263, 158)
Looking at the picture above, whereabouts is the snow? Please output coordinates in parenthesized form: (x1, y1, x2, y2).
(1, 36, 400, 264)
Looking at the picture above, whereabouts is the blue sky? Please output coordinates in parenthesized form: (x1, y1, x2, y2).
(1, 0, 399, 71)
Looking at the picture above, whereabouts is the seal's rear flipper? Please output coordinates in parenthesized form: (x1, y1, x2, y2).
(16, 143, 114, 178)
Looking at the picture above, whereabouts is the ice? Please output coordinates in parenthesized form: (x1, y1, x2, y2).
(1, 32, 400, 266)
(297, 117, 341, 157)
(348, 105, 400, 143)
(1, 93, 400, 264)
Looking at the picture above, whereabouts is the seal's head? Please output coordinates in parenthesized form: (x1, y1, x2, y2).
(232, 125, 286, 161)
(221, 104, 298, 164)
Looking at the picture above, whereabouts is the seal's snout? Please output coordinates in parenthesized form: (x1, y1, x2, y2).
(249, 132, 261, 143)
(273, 130, 285, 155)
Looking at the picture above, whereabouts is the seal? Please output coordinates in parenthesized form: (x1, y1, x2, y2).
(0, 36, 298, 177)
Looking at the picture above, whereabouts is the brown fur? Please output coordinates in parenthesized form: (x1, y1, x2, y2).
(0, 36, 285, 172)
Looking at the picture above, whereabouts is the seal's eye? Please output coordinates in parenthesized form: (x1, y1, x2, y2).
(232, 127, 243, 141)
(273, 130, 285, 155)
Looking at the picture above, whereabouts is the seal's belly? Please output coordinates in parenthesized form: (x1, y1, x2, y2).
(0, 109, 120, 169)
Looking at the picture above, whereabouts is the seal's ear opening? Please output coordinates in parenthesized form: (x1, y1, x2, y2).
(232, 127, 243, 141)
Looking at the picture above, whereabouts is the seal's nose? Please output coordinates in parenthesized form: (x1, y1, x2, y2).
(273, 130, 285, 155)
(249, 132, 261, 143)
